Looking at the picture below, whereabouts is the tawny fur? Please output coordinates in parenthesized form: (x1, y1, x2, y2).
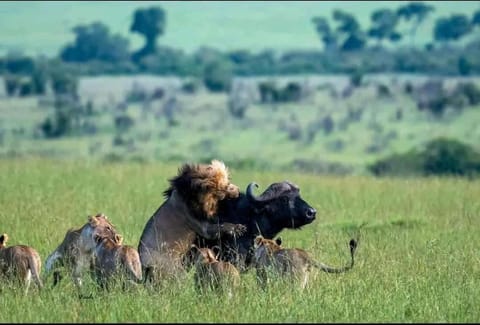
(0, 233, 43, 294)
(254, 235, 357, 290)
(44, 213, 119, 288)
(192, 245, 240, 296)
(94, 234, 142, 290)
(138, 160, 245, 285)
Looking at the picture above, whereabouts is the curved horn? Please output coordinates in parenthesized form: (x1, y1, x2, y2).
(246, 182, 261, 203)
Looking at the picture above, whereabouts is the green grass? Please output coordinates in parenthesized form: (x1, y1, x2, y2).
(0, 158, 479, 322)
(0, 1, 479, 57)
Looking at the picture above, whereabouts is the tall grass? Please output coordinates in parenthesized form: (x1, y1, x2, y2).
(0, 158, 479, 322)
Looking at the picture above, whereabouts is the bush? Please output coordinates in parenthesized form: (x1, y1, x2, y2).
(349, 70, 363, 87)
(203, 59, 233, 92)
(114, 114, 135, 132)
(50, 70, 78, 97)
(423, 138, 480, 176)
(181, 79, 201, 94)
(3, 74, 42, 97)
(454, 82, 480, 106)
(368, 138, 480, 177)
(40, 108, 73, 138)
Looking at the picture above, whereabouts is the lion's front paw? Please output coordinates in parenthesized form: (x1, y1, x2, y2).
(233, 224, 247, 236)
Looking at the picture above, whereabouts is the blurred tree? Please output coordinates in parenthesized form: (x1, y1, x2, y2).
(333, 9, 360, 34)
(397, 2, 435, 46)
(368, 8, 402, 46)
(433, 14, 473, 44)
(60, 22, 130, 62)
(130, 6, 166, 62)
(473, 10, 480, 26)
(312, 10, 365, 52)
(311, 16, 338, 52)
(332, 9, 366, 51)
(342, 33, 367, 51)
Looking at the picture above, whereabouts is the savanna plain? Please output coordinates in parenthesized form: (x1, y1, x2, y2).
(0, 158, 478, 323)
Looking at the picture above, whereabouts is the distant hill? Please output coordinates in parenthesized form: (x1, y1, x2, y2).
(0, 1, 478, 57)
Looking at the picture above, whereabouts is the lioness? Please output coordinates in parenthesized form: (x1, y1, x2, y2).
(94, 233, 142, 290)
(44, 213, 119, 288)
(191, 245, 240, 296)
(253, 236, 357, 290)
(0, 233, 43, 294)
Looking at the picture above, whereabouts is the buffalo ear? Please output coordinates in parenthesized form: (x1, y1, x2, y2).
(275, 237, 282, 246)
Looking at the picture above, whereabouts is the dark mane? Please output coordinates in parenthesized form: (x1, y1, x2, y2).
(163, 163, 200, 200)
(161, 161, 232, 219)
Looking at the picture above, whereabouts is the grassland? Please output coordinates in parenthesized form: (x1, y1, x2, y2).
(0, 1, 479, 57)
(1, 74, 480, 175)
(0, 158, 479, 322)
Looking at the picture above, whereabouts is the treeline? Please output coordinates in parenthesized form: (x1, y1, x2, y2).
(1, 2, 480, 94)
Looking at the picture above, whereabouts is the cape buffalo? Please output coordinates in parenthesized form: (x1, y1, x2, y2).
(190, 180, 317, 272)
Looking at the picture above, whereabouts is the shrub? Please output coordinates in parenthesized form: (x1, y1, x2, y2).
(454, 82, 480, 106)
(349, 70, 363, 87)
(423, 138, 480, 176)
(368, 137, 480, 177)
(203, 59, 233, 92)
(114, 114, 135, 132)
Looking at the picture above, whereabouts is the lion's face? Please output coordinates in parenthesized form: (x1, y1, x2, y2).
(209, 160, 240, 200)
(253, 236, 282, 264)
(201, 160, 239, 218)
(79, 213, 118, 253)
(193, 246, 218, 266)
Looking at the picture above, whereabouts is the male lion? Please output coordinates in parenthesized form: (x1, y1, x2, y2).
(0, 233, 43, 294)
(138, 160, 246, 285)
(44, 213, 119, 288)
(254, 235, 357, 290)
(191, 245, 240, 297)
(93, 233, 142, 290)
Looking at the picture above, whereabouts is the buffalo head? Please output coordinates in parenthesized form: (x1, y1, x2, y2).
(191, 180, 318, 272)
(246, 181, 316, 230)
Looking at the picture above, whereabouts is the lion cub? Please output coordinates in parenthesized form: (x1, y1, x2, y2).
(191, 245, 240, 296)
(0, 233, 43, 294)
(94, 233, 142, 290)
(254, 235, 357, 290)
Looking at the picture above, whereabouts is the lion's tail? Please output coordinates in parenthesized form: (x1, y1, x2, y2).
(312, 239, 357, 274)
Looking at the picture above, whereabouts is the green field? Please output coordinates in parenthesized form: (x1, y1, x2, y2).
(0, 158, 478, 322)
(1, 74, 480, 175)
(0, 1, 479, 57)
